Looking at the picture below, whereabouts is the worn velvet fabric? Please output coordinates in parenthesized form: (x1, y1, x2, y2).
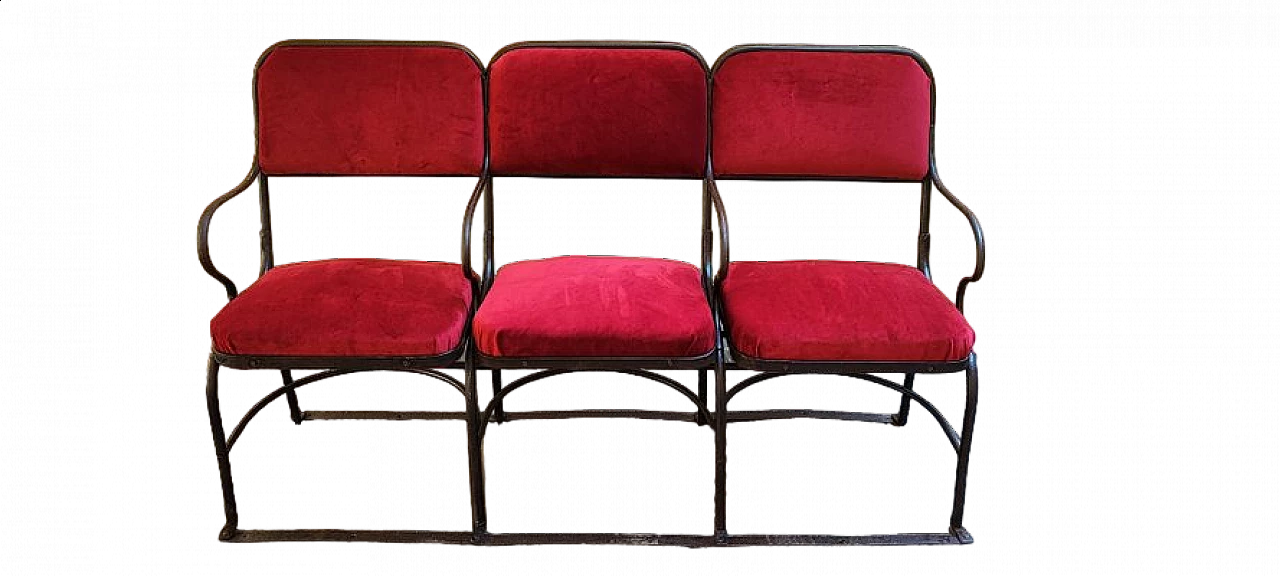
(488, 47, 708, 177)
(211, 259, 472, 357)
(721, 261, 973, 362)
(256, 45, 484, 175)
(712, 51, 931, 180)
(473, 256, 716, 358)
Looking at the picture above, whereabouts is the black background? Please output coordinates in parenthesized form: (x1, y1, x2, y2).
(140, 37, 993, 558)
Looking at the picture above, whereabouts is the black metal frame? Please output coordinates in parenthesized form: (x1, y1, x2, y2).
(200, 40, 985, 547)
(705, 44, 986, 545)
(198, 40, 488, 543)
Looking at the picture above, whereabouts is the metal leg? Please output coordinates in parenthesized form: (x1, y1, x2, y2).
(481, 366, 499, 529)
(206, 354, 238, 541)
(465, 345, 483, 529)
(891, 373, 915, 426)
(483, 366, 499, 401)
(949, 353, 979, 543)
(481, 427, 488, 527)
(491, 369, 505, 424)
(713, 353, 728, 541)
(691, 371, 711, 430)
(283, 370, 303, 425)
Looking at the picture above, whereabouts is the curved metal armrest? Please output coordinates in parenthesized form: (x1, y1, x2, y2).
(460, 175, 491, 296)
(197, 165, 259, 301)
(930, 169, 985, 313)
(707, 178, 731, 292)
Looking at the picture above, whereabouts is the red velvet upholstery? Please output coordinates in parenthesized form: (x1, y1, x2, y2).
(256, 44, 484, 176)
(712, 50, 931, 180)
(721, 261, 973, 362)
(473, 256, 716, 358)
(211, 259, 471, 357)
(489, 47, 708, 177)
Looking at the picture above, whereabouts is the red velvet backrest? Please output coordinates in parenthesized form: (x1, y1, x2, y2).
(712, 47, 933, 180)
(488, 44, 708, 178)
(255, 42, 484, 176)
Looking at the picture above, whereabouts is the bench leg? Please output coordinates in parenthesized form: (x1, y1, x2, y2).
(949, 354, 979, 542)
(282, 370, 303, 425)
(490, 369, 505, 424)
(486, 366, 501, 401)
(713, 354, 728, 540)
(464, 349, 488, 542)
(205, 355, 238, 541)
(896, 373, 916, 427)
(696, 370, 708, 426)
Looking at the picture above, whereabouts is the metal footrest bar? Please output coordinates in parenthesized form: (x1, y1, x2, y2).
(299, 409, 896, 424)
(483, 531, 970, 547)
(303, 410, 465, 421)
(222, 529, 970, 546)
(227, 529, 473, 544)
(726, 409, 895, 424)
(300, 409, 700, 422)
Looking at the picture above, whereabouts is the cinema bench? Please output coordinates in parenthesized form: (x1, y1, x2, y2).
(199, 40, 984, 547)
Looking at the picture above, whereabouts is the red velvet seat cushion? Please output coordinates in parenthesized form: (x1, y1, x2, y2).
(712, 50, 932, 180)
(488, 46, 708, 177)
(473, 256, 716, 358)
(211, 259, 471, 357)
(256, 44, 484, 176)
(722, 261, 973, 362)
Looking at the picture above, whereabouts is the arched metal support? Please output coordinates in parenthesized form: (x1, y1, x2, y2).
(848, 373, 960, 453)
(477, 369, 713, 440)
(724, 372, 786, 402)
(724, 371, 960, 453)
(224, 367, 465, 451)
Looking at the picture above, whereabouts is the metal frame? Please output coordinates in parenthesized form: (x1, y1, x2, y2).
(705, 44, 987, 545)
(198, 40, 489, 542)
(200, 40, 985, 547)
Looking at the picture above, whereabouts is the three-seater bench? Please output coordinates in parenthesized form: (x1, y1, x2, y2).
(199, 40, 986, 547)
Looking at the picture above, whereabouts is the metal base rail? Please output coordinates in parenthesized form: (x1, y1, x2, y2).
(225, 529, 970, 546)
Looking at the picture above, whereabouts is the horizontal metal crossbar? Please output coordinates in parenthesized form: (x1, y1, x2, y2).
(725, 409, 895, 424)
(297, 409, 896, 425)
(226, 529, 970, 546)
(228, 529, 474, 544)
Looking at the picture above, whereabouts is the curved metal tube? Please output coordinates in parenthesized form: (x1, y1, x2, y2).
(478, 369, 713, 439)
(860, 371, 962, 453)
(929, 164, 985, 314)
(725, 372, 786, 402)
(460, 173, 491, 292)
(198, 164, 260, 301)
(916, 179, 933, 281)
(706, 178, 731, 291)
(226, 367, 464, 450)
(725, 371, 960, 452)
